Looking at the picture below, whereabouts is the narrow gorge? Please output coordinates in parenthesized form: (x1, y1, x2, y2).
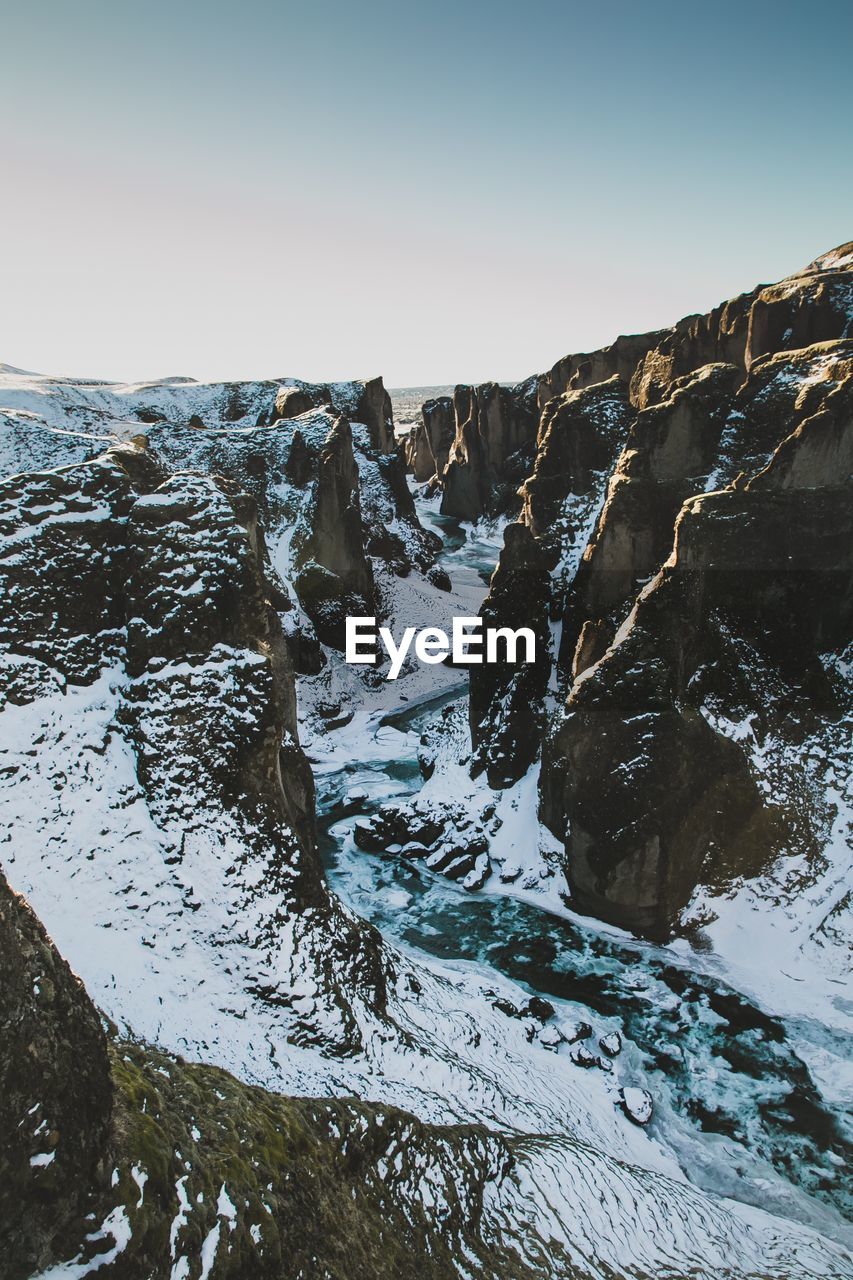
(1, 243, 851, 1280)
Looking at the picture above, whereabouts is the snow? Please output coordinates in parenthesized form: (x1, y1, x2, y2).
(3, 364, 851, 1278)
(619, 1086, 654, 1124)
(38, 1206, 133, 1277)
(130, 1165, 148, 1207)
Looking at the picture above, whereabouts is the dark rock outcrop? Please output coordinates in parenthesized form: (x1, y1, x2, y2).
(273, 376, 395, 454)
(361, 448, 442, 575)
(139, 394, 437, 654)
(563, 342, 853, 676)
(0, 871, 113, 1278)
(274, 384, 329, 420)
(440, 382, 538, 521)
(409, 395, 456, 482)
(541, 426, 853, 936)
(519, 376, 635, 553)
(628, 298, 754, 410)
(296, 416, 376, 648)
(453, 243, 853, 934)
(352, 375, 396, 455)
(0, 433, 398, 1068)
(122, 467, 320, 879)
(469, 523, 552, 787)
(560, 362, 740, 670)
(538, 330, 675, 413)
(0, 443, 321, 880)
(354, 799, 493, 891)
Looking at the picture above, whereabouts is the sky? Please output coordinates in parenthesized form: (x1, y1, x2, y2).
(2, 0, 851, 388)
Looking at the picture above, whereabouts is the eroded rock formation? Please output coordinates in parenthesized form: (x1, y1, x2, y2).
(464, 242, 853, 933)
(404, 394, 455, 483)
(469, 523, 552, 787)
(0, 871, 112, 1277)
(294, 415, 376, 648)
(541, 449, 853, 936)
(0, 436, 389, 1044)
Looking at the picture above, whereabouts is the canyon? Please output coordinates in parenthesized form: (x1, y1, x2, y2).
(0, 242, 851, 1279)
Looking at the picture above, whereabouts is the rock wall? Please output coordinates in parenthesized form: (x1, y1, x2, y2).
(0, 871, 112, 1278)
(467, 243, 853, 930)
(540, 450, 853, 936)
(295, 415, 377, 648)
(469, 523, 552, 787)
(274, 376, 395, 454)
(404, 395, 455, 483)
(563, 341, 853, 676)
(0, 443, 321, 882)
(440, 381, 539, 521)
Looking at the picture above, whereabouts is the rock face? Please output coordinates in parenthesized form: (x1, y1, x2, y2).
(295, 415, 376, 648)
(468, 380, 634, 781)
(354, 797, 493, 892)
(538, 330, 676, 413)
(404, 395, 455, 483)
(0, 871, 112, 1278)
(460, 243, 853, 934)
(0, 443, 318, 864)
(560, 361, 741, 669)
(468, 523, 552, 787)
(537, 325, 853, 935)
(564, 341, 853, 677)
(402, 381, 538, 521)
(274, 376, 395, 454)
(519, 377, 635, 554)
(0, 434, 391, 1053)
(441, 381, 539, 521)
(81, 385, 437, 662)
(541, 457, 853, 936)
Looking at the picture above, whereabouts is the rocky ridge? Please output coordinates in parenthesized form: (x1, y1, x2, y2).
(404, 244, 853, 942)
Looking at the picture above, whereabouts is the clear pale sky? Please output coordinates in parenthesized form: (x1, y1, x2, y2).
(2, 0, 851, 388)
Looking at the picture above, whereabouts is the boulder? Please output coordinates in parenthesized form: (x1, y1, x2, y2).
(618, 1088, 654, 1126)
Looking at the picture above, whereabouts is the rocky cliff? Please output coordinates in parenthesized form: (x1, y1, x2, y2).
(466, 243, 853, 935)
(469, 523, 552, 787)
(402, 380, 538, 521)
(404, 394, 455, 483)
(0, 410, 398, 1058)
(541, 460, 853, 936)
(406, 242, 853, 514)
(0, 870, 112, 1276)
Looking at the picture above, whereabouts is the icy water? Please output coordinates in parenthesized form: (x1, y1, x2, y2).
(316, 491, 853, 1240)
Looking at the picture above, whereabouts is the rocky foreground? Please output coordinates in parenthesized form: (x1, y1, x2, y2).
(0, 247, 851, 1279)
